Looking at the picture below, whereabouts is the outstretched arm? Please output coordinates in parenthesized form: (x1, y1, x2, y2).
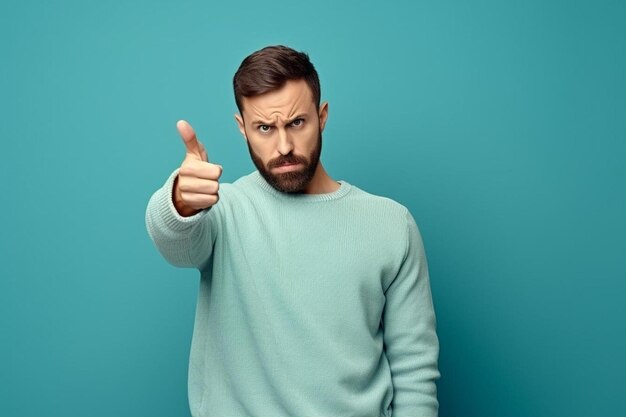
(145, 120, 222, 269)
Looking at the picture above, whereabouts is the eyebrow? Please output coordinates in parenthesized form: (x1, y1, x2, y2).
(251, 114, 308, 126)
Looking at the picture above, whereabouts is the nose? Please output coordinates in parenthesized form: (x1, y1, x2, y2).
(276, 127, 294, 155)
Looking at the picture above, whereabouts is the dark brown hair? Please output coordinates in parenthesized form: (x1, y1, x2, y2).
(233, 45, 321, 114)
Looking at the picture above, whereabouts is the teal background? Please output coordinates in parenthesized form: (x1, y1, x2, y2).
(2, 0, 624, 416)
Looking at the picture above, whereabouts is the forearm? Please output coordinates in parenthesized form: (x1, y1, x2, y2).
(385, 313, 439, 417)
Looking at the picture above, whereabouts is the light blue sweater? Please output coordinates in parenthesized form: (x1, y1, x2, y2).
(145, 169, 440, 417)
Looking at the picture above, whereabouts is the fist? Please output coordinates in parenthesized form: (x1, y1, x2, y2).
(173, 120, 223, 217)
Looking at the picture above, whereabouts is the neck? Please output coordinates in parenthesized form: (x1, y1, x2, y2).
(304, 162, 340, 194)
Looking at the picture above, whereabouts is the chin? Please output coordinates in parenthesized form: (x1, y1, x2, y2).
(270, 172, 312, 193)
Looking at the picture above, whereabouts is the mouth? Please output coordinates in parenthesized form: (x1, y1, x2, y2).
(272, 162, 303, 173)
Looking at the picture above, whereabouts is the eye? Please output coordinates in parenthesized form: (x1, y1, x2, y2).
(258, 125, 272, 133)
(290, 118, 304, 127)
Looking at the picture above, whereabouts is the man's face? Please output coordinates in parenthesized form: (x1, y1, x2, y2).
(235, 79, 328, 193)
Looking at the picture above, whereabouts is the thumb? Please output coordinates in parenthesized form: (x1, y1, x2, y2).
(177, 120, 208, 161)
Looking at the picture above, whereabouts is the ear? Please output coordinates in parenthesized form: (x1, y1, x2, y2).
(318, 101, 329, 132)
(234, 114, 247, 140)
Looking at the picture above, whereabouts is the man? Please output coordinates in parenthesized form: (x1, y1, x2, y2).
(146, 45, 439, 417)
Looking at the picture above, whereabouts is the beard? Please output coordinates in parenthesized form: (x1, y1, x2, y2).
(247, 131, 322, 194)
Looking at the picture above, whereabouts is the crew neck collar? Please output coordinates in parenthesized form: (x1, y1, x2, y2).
(250, 170, 351, 202)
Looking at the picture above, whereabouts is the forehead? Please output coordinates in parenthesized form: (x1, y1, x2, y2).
(241, 79, 316, 121)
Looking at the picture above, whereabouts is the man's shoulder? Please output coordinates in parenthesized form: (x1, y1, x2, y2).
(342, 183, 419, 235)
(348, 183, 410, 215)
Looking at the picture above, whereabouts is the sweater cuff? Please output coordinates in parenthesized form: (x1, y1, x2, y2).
(153, 168, 209, 231)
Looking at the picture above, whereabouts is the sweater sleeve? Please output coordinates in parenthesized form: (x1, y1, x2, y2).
(145, 169, 217, 269)
(382, 210, 440, 417)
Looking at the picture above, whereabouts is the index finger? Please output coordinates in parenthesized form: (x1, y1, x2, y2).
(176, 120, 207, 161)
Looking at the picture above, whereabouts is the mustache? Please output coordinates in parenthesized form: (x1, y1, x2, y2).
(267, 154, 308, 169)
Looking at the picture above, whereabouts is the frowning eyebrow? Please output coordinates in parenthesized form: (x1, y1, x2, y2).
(250, 114, 308, 126)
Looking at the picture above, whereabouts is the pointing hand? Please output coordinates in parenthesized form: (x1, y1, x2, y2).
(173, 120, 223, 216)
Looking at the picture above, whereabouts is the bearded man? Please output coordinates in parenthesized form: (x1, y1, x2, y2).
(146, 45, 440, 417)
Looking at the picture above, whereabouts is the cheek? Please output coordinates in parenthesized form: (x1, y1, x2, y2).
(303, 130, 320, 152)
(248, 139, 273, 159)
